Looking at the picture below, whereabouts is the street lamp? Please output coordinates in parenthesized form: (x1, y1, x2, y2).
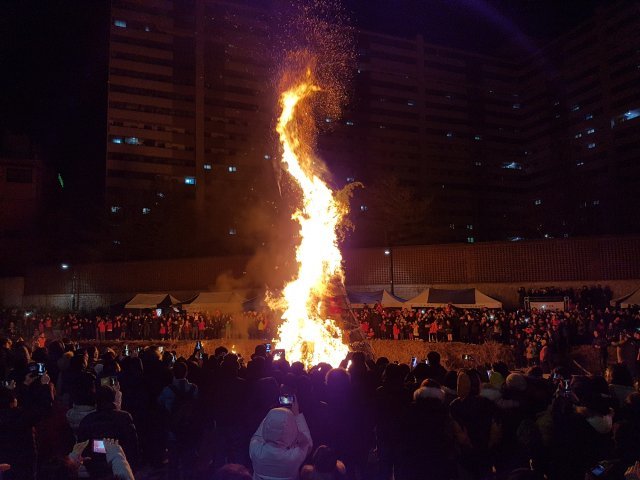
(61, 263, 78, 311)
(384, 248, 394, 294)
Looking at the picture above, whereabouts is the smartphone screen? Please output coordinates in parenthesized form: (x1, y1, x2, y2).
(195, 341, 202, 351)
(36, 363, 46, 375)
(265, 343, 271, 353)
(279, 394, 294, 406)
(93, 440, 106, 454)
(591, 465, 605, 476)
(411, 357, 417, 368)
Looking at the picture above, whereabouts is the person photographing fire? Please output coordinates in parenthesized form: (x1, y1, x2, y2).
(249, 393, 312, 480)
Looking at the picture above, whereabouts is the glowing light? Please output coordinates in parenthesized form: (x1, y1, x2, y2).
(269, 67, 350, 369)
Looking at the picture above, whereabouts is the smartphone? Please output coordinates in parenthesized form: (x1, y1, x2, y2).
(195, 340, 202, 351)
(36, 362, 46, 376)
(487, 369, 492, 378)
(410, 357, 417, 368)
(273, 349, 285, 361)
(100, 376, 117, 387)
(123, 344, 130, 357)
(591, 465, 606, 476)
(92, 439, 106, 454)
(278, 394, 295, 407)
(197, 351, 203, 360)
(265, 343, 271, 354)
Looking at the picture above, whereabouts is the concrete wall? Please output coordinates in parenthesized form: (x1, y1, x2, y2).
(0, 277, 24, 307)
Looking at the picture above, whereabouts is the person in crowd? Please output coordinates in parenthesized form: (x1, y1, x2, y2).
(0, 385, 36, 480)
(157, 361, 199, 479)
(78, 385, 139, 468)
(300, 445, 347, 480)
(249, 397, 312, 480)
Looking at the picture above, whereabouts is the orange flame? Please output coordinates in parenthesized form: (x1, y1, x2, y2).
(270, 68, 349, 368)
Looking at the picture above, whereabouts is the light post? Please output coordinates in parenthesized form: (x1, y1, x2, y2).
(61, 263, 78, 311)
(384, 247, 394, 294)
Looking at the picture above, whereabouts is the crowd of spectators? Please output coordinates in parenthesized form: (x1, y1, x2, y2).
(0, 337, 639, 480)
(0, 309, 275, 344)
(355, 303, 640, 369)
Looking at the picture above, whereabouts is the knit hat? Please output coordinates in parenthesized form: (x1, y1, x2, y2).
(505, 373, 527, 392)
(489, 371, 505, 388)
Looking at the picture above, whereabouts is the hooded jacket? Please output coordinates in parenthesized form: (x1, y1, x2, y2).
(250, 407, 313, 480)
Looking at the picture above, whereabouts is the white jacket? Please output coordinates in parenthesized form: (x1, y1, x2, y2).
(250, 408, 313, 480)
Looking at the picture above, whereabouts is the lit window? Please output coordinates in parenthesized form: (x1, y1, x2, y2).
(114, 20, 127, 28)
(585, 114, 593, 120)
(587, 128, 595, 134)
(345, 120, 354, 126)
(184, 176, 196, 185)
(467, 237, 475, 243)
(407, 100, 415, 106)
(142, 207, 151, 214)
(360, 205, 368, 212)
(111, 137, 123, 144)
(574, 133, 583, 139)
(466, 224, 473, 230)
(446, 132, 454, 138)
(512, 103, 521, 109)
(125, 137, 141, 145)
(110, 206, 121, 213)
(593, 200, 600, 205)
(502, 162, 523, 170)
(571, 104, 580, 112)
(449, 223, 455, 229)
(228, 228, 237, 235)
(204, 163, 212, 170)
(228, 166, 237, 172)
(587, 143, 596, 149)
(346, 177, 355, 183)
(474, 135, 482, 141)
(534, 199, 542, 205)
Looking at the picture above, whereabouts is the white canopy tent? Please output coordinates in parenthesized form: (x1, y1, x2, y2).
(611, 288, 640, 308)
(403, 288, 502, 309)
(183, 291, 246, 314)
(124, 293, 180, 309)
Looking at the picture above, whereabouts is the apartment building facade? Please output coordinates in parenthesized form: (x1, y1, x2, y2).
(105, 0, 640, 254)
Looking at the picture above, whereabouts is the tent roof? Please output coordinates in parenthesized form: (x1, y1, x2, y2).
(404, 288, 502, 309)
(612, 288, 640, 308)
(348, 290, 406, 308)
(125, 293, 180, 309)
(184, 291, 246, 313)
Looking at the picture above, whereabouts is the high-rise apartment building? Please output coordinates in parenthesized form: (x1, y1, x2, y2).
(105, 0, 640, 255)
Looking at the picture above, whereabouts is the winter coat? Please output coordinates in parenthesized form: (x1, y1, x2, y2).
(250, 408, 313, 480)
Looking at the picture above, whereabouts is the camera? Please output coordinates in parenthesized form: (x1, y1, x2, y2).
(278, 393, 295, 407)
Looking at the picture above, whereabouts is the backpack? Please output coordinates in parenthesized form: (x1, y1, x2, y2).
(168, 383, 198, 438)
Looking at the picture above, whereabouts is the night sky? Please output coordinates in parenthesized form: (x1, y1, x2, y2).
(0, 0, 612, 217)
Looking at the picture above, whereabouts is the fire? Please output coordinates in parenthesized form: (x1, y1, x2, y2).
(270, 67, 350, 368)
